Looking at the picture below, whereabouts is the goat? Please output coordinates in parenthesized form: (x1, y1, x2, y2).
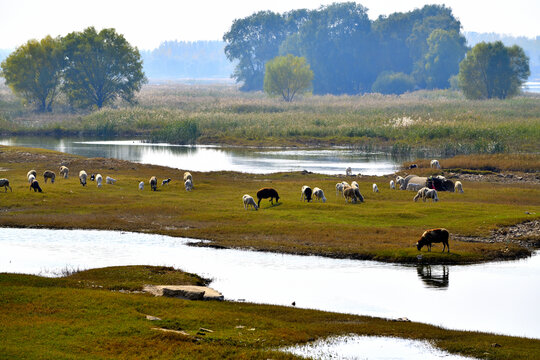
(417, 228, 450, 253)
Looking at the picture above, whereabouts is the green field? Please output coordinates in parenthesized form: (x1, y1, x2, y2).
(1, 266, 539, 359)
(1, 146, 538, 265)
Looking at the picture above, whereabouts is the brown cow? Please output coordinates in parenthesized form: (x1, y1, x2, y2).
(257, 188, 280, 208)
(417, 228, 450, 253)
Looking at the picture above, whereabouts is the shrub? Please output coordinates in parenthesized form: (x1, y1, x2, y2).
(372, 72, 415, 95)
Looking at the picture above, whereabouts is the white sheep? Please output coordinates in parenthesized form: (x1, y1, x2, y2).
(335, 182, 344, 197)
(242, 194, 258, 210)
(406, 182, 423, 191)
(346, 167, 352, 176)
(106, 176, 117, 185)
(430, 159, 441, 169)
(96, 174, 103, 188)
(312, 187, 326, 203)
(351, 181, 359, 189)
(424, 189, 439, 202)
(59, 166, 69, 179)
(372, 183, 379, 193)
(183, 172, 192, 183)
(138, 181, 144, 190)
(455, 181, 464, 193)
(390, 180, 395, 189)
(185, 179, 193, 191)
(28, 174, 36, 184)
(79, 170, 87, 186)
(413, 187, 430, 202)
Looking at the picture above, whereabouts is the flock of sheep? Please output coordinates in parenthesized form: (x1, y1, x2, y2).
(243, 159, 464, 211)
(0, 166, 196, 194)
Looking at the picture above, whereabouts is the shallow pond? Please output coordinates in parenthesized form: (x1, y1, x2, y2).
(281, 335, 476, 360)
(0, 137, 407, 175)
(1, 228, 538, 339)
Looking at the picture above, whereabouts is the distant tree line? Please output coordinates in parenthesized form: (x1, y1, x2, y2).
(224, 3, 469, 94)
(140, 41, 235, 79)
(0, 27, 146, 112)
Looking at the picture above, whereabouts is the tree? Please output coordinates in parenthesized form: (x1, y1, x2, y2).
(0, 36, 64, 112)
(62, 27, 146, 109)
(371, 72, 415, 94)
(422, 29, 467, 89)
(264, 55, 313, 102)
(458, 41, 530, 99)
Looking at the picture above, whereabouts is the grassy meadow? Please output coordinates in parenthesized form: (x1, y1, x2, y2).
(1, 83, 539, 154)
(1, 265, 540, 359)
(1, 146, 538, 265)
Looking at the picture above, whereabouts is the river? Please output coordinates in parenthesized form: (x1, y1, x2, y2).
(0, 137, 407, 175)
(1, 228, 538, 339)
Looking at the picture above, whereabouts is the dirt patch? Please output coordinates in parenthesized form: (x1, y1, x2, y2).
(445, 172, 540, 185)
(454, 220, 540, 250)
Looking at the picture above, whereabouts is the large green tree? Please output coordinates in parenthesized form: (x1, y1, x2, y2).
(264, 55, 313, 102)
(62, 27, 146, 109)
(0, 36, 64, 112)
(458, 41, 530, 99)
(422, 29, 467, 89)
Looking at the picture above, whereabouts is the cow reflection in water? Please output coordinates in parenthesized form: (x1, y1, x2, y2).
(416, 265, 449, 289)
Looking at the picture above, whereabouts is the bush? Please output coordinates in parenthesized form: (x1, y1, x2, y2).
(371, 72, 415, 95)
(151, 120, 199, 144)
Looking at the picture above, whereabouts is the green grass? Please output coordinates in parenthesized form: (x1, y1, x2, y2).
(1, 83, 539, 153)
(1, 266, 539, 359)
(1, 145, 538, 265)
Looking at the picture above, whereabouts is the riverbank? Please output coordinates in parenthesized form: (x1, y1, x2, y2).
(1, 84, 539, 154)
(0, 145, 538, 265)
(1, 266, 539, 359)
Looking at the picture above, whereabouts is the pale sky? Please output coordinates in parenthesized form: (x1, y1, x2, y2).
(0, 0, 538, 50)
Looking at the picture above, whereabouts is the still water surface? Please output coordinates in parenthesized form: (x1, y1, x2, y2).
(0, 137, 403, 175)
(1, 228, 538, 339)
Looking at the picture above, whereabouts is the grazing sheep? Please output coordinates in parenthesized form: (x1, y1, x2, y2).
(242, 194, 258, 210)
(346, 167, 352, 176)
(256, 188, 280, 208)
(413, 187, 430, 202)
(406, 183, 423, 191)
(353, 187, 364, 202)
(455, 181, 464, 193)
(401, 175, 427, 190)
(343, 187, 358, 203)
(312, 187, 326, 203)
(390, 180, 395, 189)
(59, 166, 69, 179)
(96, 174, 103, 188)
(335, 182, 344, 197)
(138, 181, 144, 190)
(372, 183, 379, 193)
(79, 170, 87, 186)
(27, 174, 36, 184)
(184, 179, 193, 191)
(27, 170, 37, 179)
(430, 159, 441, 169)
(301, 185, 313, 202)
(90, 174, 96, 181)
(29, 179, 42, 192)
(341, 181, 350, 188)
(0, 178, 12, 192)
(423, 189, 439, 202)
(409, 164, 418, 169)
(106, 176, 117, 185)
(417, 228, 449, 253)
(162, 178, 171, 186)
(351, 181, 359, 189)
(149, 176, 157, 191)
(183, 172, 192, 182)
(43, 170, 56, 184)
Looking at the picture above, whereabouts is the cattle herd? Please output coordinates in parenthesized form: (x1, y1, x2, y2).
(1, 159, 459, 253)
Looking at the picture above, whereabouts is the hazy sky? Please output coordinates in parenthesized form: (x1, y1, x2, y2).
(0, 0, 538, 50)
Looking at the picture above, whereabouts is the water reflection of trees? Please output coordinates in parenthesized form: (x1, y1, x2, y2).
(416, 265, 449, 289)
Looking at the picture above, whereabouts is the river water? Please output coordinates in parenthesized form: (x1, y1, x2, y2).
(1, 228, 538, 339)
(0, 137, 405, 175)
